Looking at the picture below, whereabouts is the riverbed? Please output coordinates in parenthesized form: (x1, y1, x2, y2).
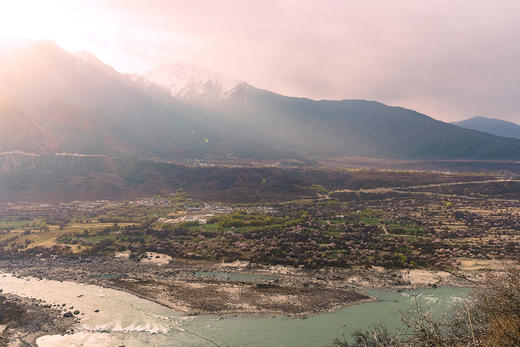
(0, 272, 468, 346)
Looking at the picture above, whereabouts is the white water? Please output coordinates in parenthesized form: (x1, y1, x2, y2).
(0, 273, 468, 346)
(0, 273, 199, 346)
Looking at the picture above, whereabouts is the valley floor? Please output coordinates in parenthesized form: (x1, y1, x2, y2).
(0, 167, 519, 344)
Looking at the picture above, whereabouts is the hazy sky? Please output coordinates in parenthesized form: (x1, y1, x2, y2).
(0, 0, 519, 122)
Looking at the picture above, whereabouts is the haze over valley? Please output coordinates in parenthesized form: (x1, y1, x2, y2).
(2, 40, 520, 165)
(1, 2, 520, 347)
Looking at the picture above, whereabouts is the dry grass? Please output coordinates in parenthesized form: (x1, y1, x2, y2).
(4, 222, 136, 250)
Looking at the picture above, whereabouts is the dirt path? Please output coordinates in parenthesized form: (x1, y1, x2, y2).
(331, 178, 520, 195)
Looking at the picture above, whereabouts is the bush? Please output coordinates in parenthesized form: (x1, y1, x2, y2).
(328, 264, 520, 347)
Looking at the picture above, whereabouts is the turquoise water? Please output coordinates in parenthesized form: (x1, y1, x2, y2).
(182, 286, 469, 346)
(0, 273, 469, 346)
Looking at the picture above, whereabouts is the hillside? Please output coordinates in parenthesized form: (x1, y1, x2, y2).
(453, 116, 520, 139)
(146, 64, 520, 160)
(0, 104, 58, 153)
(219, 86, 520, 159)
(0, 153, 492, 203)
(0, 41, 258, 160)
(1, 41, 520, 161)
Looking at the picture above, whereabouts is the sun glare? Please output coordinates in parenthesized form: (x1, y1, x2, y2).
(0, 0, 89, 49)
(0, 1, 151, 73)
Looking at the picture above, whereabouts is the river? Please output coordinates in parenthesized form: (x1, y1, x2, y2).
(0, 273, 468, 346)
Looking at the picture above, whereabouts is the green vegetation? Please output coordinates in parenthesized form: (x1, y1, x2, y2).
(0, 219, 47, 231)
(0, 169, 518, 272)
(385, 222, 427, 236)
(214, 211, 301, 229)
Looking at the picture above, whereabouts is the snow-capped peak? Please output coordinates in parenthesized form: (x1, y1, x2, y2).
(72, 50, 123, 79)
(145, 62, 242, 103)
(73, 50, 104, 65)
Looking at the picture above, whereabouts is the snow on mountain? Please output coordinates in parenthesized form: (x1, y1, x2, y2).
(73, 50, 106, 67)
(145, 62, 242, 103)
(73, 50, 131, 83)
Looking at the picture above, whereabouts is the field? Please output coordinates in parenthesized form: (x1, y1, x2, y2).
(0, 168, 518, 271)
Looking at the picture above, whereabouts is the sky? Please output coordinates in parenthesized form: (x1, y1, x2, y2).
(0, 0, 519, 122)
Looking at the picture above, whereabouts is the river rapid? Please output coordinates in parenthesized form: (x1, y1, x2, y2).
(0, 273, 468, 346)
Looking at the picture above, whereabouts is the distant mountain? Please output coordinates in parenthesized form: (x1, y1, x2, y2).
(0, 103, 58, 153)
(145, 62, 241, 104)
(453, 116, 520, 139)
(0, 41, 278, 160)
(2, 40, 520, 161)
(147, 65, 520, 160)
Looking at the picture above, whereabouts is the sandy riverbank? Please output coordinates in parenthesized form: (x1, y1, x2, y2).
(0, 254, 481, 320)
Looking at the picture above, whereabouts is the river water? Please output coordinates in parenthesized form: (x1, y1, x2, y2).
(0, 273, 468, 346)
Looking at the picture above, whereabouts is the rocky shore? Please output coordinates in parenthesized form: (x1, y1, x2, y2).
(0, 292, 78, 346)
(0, 254, 478, 321)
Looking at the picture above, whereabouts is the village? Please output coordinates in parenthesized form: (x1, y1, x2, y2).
(1, 171, 520, 345)
(0, 177, 519, 272)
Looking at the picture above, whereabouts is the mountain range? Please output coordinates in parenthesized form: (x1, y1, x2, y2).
(453, 116, 520, 140)
(2, 40, 520, 161)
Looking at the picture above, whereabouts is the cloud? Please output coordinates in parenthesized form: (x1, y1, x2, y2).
(3, 0, 520, 122)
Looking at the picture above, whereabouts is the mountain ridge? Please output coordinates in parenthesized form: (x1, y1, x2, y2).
(453, 116, 520, 140)
(2, 40, 520, 161)
(145, 62, 242, 104)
